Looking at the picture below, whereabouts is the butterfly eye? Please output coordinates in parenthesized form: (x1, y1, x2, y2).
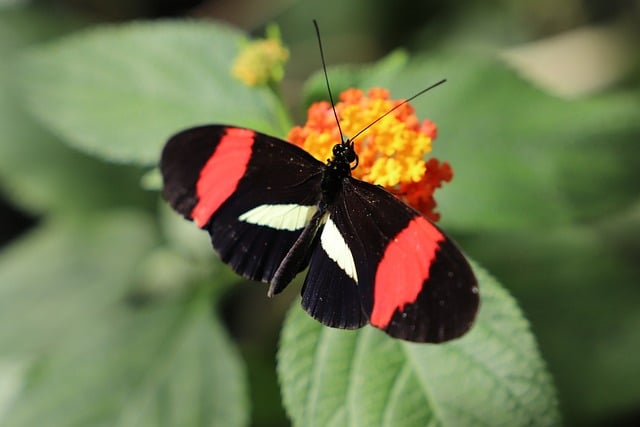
(344, 147, 356, 163)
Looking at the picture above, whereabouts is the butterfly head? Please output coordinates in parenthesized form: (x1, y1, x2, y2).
(335, 139, 359, 168)
(327, 138, 359, 176)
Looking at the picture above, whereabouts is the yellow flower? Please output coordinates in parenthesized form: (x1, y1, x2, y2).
(288, 87, 452, 221)
(232, 25, 289, 87)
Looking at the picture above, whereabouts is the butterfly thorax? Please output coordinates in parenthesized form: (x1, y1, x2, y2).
(321, 140, 358, 204)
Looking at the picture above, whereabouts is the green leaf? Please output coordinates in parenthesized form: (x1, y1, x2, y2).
(0, 7, 149, 216)
(2, 296, 248, 427)
(0, 108, 153, 216)
(0, 212, 248, 426)
(17, 21, 291, 165)
(278, 261, 559, 427)
(0, 211, 157, 355)
(463, 210, 640, 424)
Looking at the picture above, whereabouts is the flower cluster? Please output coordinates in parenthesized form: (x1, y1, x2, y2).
(288, 88, 453, 221)
(231, 25, 289, 87)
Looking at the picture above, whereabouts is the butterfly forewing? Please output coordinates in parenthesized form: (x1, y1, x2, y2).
(161, 125, 325, 283)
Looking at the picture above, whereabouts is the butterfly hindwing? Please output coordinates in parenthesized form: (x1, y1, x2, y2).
(326, 178, 479, 342)
(160, 125, 325, 284)
(300, 216, 367, 329)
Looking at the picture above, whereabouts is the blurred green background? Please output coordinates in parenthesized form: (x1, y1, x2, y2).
(0, 0, 639, 426)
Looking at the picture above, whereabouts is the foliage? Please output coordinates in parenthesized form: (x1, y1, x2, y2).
(1, 1, 638, 426)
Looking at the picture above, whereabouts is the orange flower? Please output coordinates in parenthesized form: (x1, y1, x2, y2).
(287, 88, 452, 222)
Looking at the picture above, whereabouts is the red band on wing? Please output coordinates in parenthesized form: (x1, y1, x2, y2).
(370, 216, 444, 328)
(191, 128, 255, 227)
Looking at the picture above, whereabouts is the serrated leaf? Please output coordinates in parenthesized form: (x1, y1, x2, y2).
(17, 21, 291, 165)
(463, 214, 640, 424)
(278, 261, 559, 427)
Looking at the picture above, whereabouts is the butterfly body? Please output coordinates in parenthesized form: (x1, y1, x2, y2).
(161, 124, 479, 342)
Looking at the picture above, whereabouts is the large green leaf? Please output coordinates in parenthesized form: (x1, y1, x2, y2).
(278, 261, 559, 427)
(463, 206, 640, 424)
(0, 101, 153, 216)
(2, 296, 248, 427)
(0, 7, 149, 216)
(0, 211, 156, 355)
(17, 20, 291, 165)
(0, 211, 248, 426)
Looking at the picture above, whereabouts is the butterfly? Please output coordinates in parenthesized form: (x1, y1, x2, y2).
(160, 121, 479, 342)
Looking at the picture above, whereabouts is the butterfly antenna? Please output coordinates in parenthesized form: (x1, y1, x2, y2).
(313, 19, 346, 144)
(350, 78, 446, 142)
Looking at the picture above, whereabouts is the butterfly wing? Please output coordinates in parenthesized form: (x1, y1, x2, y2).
(300, 217, 367, 329)
(160, 125, 325, 284)
(319, 177, 479, 342)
